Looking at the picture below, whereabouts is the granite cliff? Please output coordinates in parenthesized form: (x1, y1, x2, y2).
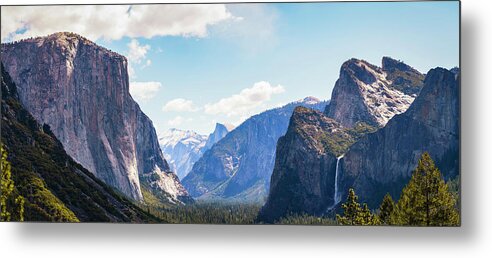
(325, 57, 424, 127)
(1, 32, 189, 203)
(339, 67, 459, 208)
(1, 65, 159, 222)
(258, 58, 457, 223)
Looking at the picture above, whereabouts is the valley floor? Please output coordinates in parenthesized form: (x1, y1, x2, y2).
(136, 201, 337, 225)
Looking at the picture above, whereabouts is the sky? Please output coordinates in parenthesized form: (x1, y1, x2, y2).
(1, 1, 459, 135)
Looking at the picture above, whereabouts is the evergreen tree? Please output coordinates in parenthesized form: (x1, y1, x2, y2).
(378, 193, 395, 225)
(392, 152, 459, 226)
(337, 188, 379, 225)
(357, 203, 380, 225)
(0, 145, 24, 222)
(336, 188, 361, 225)
(1, 144, 14, 221)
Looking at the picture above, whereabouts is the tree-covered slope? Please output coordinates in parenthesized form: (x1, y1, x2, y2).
(1, 64, 159, 222)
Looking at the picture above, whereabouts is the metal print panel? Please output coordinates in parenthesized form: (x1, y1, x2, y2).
(0, 1, 460, 225)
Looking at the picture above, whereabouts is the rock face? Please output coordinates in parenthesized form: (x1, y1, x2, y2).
(1, 65, 158, 222)
(182, 97, 328, 202)
(203, 123, 235, 151)
(1, 32, 189, 203)
(340, 67, 459, 208)
(258, 59, 457, 223)
(325, 57, 424, 127)
(258, 107, 343, 222)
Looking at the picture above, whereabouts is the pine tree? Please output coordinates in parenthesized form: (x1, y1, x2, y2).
(357, 203, 380, 225)
(337, 188, 379, 225)
(378, 193, 395, 225)
(0, 145, 24, 222)
(1, 145, 14, 221)
(336, 188, 361, 225)
(392, 152, 459, 226)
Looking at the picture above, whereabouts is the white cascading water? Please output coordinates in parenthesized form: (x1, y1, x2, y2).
(327, 155, 344, 212)
(333, 155, 344, 205)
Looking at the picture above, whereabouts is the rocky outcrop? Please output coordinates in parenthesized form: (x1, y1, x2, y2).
(325, 57, 423, 127)
(339, 67, 459, 208)
(1, 32, 189, 203)
(1, 65, 158, 222)
(182, 97, 328, 202)
(258, 64, 458, 223)
(382, 56, 425, 95)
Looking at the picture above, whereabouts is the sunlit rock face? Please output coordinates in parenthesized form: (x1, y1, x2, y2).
(325, 57, 424, 128)
(340, 67, 459, 208)
(1, 32, 189, 202)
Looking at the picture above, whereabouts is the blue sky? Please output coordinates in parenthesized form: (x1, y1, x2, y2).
(2, 2, 459, 135)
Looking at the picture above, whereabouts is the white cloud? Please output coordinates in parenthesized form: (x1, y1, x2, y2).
(127, 39, 150, 64)
(163, 98, 198, 112)
(204, 81, 285, 117)
(129, 81, 162, 101)
(126, 39, 151, 78)
(1, 5, 234, 42)
(168, 116, 184, 127)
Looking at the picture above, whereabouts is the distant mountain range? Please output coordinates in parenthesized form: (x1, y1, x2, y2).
(182, 97, 329, 203)
(159, 123, 235, 179)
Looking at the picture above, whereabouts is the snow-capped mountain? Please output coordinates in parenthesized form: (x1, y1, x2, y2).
(159, 123, 235, 179)
(159, 129, 208, 179)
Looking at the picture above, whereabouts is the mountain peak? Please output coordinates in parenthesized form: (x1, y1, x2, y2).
(340, 58, 382, 85)
(325, 57, 422, 127)
(298, 96, 321, 105)
(381, 56, 419, 74)
(47, 31, 85, 40)
(8, 31, 87, 47)
(215, 122, 236, 132)
(3, 32, 125, 61)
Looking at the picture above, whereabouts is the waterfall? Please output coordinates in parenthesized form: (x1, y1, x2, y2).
(327, 155, 344, 212)
(333, 155, 344, 205)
